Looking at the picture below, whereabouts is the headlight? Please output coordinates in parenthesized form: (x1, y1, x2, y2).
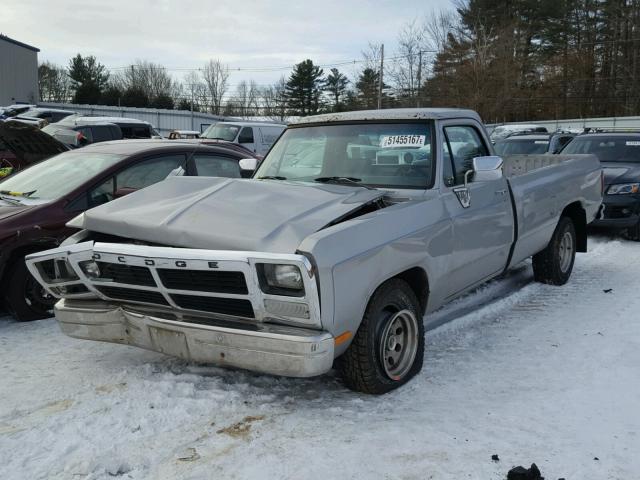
(257, 263, 305, 296)
(78, 260, 101, 279)
(607, 183, 639, 195)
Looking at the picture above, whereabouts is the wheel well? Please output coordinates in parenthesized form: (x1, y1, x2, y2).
(561, 202, 587, 252)
(1, 244, 57, 288)
(393, 267, 429, 316)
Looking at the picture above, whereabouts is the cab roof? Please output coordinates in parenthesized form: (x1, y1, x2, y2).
(291, 108, 482, 125)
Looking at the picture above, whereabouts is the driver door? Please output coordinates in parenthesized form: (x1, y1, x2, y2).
(440, 124, 514, 298)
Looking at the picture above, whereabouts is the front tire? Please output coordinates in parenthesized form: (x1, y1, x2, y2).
(4, 259, 56, 321)
(532, 216, 576, 285)
(337, 278, 424, 394)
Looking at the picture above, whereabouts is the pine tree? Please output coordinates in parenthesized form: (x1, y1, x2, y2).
(285, 59, 324, 116)
(68, 54, 109, 104)
(356, 68, 381, 109)
(324, 68, 349, 111)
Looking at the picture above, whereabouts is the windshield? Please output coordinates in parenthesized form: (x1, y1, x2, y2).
(255, 123, 434, 189)
(200, 123, 240, 141)
(561, 136, 640, 162)
(494, 139, 549, 155)
(0, 152, 124, 201)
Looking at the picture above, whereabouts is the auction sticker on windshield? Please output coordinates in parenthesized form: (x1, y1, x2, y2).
(380, 135, 426, 148)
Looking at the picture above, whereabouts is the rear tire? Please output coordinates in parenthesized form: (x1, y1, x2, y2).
(532, 216, 576, 285)
(4, 259, 56, 321)
(336, 278, 424, 394)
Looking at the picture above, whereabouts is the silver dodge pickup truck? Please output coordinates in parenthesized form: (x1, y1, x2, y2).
(26, 109, 602, 393)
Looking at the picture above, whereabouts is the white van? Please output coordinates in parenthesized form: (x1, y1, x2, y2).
(200, 121, 286, 156)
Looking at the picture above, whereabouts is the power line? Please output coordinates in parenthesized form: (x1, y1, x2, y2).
(103, 50, 439, 74)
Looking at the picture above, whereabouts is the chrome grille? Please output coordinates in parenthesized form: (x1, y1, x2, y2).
(96, 262, 156, 286)
(157, 269, 247, 294)
(170, 294, 254, 318)
(96, 286, 169, 306)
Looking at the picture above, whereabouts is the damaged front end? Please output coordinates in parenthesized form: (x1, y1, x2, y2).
(25, 241, 333, 377)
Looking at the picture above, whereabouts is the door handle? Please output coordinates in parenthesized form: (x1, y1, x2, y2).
(495, 189, 507, 195)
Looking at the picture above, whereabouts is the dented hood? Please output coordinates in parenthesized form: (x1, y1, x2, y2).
(73, 177, 386, 253)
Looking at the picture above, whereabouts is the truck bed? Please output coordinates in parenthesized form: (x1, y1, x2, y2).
(502, 153, 597, 177)
(503, 153, 602, 268)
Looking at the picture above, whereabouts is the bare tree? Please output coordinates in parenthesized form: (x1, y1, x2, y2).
(361, 41, 383, 72)
(113, 60, 179, 102)
(389, 20, 429, 105)
(180, 70, 208, 111)
(201, 59, 229, 115)
(262, 76, 289, 121)
(424, 9, 457, 54)
(234, 80, 259, 118)
(38, 61, 71, 102)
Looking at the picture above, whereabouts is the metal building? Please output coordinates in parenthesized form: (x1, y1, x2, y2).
(0, 35, 39, 105)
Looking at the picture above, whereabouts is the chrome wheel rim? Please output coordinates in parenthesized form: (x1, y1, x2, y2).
(558, 230, 574, 273)
(379, 309, 419, 381)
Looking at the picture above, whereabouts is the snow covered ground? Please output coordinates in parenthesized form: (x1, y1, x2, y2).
(1, 236, 639, 480)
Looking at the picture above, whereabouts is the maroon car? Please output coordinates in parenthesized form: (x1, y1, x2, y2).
(0, 139, 258, 321)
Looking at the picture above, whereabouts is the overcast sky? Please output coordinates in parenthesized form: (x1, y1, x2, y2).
(2, 0, 453, 86)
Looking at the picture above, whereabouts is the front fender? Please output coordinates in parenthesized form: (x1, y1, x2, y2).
(299, 198, 453, 355)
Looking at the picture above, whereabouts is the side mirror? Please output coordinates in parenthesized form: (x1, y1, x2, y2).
(472, 156, 503, 182)
(239, 157, 258, 174)
(114, 187, 137, 198)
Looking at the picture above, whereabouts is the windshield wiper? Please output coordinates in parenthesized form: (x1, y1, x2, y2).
(257, 176, 287, 180)
(0, 189, 37, 197)
(313, 177, 376, 190)
(0, 194, 23, 205)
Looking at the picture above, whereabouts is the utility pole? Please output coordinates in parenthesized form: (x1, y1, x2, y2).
(190, 83, 195, 130)
(377, 44, 384, 110)
(416, 50, 422, 108)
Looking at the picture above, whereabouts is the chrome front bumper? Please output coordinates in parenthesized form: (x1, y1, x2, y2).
(56, 299, 334, 377)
